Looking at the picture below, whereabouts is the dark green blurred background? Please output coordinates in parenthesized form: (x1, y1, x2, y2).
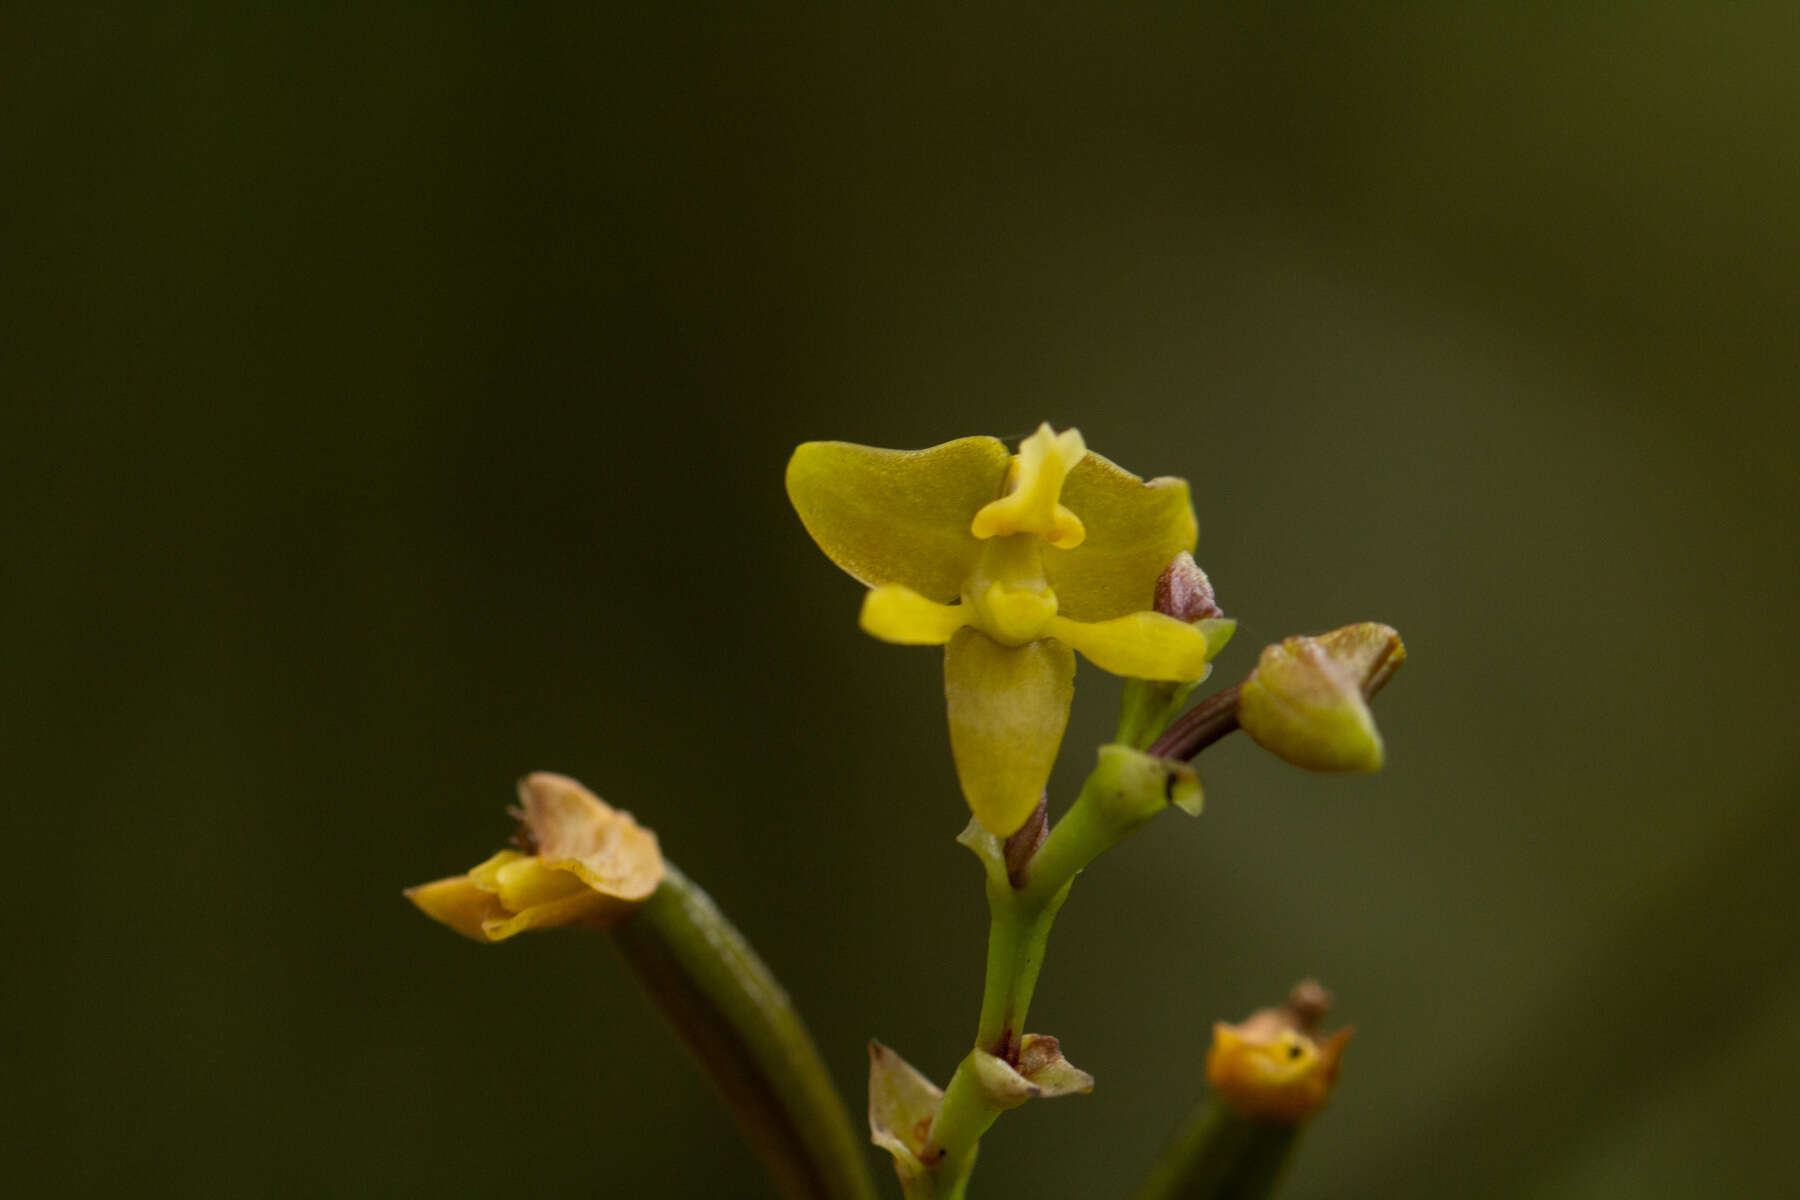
(10, 6, 1798, 1197)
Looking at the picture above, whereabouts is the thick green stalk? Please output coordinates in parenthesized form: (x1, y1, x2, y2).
(920, 746, 1195, 1194)
(973, 874, 1071, 1055)
(609, 863, 877, 1200)
(919, 873, 1071, 1193)
(1132, 1095, 1302, 1200)
(921, 1059, 990, 1198)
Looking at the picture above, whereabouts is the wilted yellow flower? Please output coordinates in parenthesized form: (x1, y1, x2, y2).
(406, 772, 664, 941)
(787, 424, 1226, 835)
(1205, 981, 1352, 1123)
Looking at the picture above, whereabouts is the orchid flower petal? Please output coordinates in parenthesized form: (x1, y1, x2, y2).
(1044, 450, 1197, 622)
(787, 437, 1010, 601)
(1046, 611, 1213, 682)
(944, 629, 1075, 836)
(859, 584, 971, 646)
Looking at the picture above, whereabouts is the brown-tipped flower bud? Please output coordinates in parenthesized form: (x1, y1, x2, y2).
(1313, 622, 1406, 700)
(1155, 552, 1224, 622)
(1206, 980, 1353, 1123)
(1237, 623, 1404, 773)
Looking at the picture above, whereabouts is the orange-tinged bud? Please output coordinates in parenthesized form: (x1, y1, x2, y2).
(1205, 980, 1353, 1123)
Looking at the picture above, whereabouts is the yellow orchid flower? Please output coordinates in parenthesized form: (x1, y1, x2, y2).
(406, 772, 664, 941)
(787, 423, 1227, 836)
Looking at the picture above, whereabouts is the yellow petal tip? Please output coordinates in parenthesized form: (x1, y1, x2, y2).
(405, 874, 506, 942)
(860, 585, 969, 646)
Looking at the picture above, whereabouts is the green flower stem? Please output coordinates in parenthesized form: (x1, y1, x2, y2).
(1131, 1094, 1302, 1200)
(919, 875, 1068, 1196)
(973, 875, 1072, 1054)
(1115, 677, 1199, 750)
(1024, 745, 1197, 906)
(922, 746, 1195, 1195)
(1118, 617, 1235, 749)
(920, 1057, 990, 1199)
(1147, 684, 1243, 762)
(609, 863, 877, 1200)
